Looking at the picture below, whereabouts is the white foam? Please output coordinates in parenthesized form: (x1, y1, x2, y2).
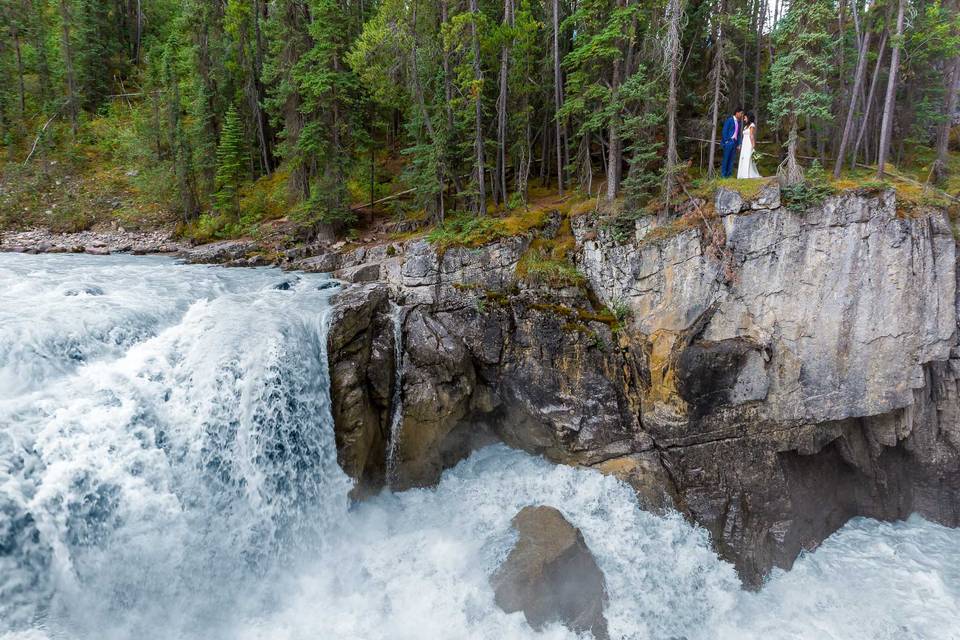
(1, 253, 958, 640)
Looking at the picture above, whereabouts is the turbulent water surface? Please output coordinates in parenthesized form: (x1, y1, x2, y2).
(1, 253, 958, 640)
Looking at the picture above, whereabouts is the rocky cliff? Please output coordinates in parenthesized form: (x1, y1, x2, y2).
(322, 185, 960, 585)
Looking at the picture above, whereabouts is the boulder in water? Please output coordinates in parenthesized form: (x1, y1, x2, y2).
(64, 286, 105, 297)
(491, 505, 609, 639)
(273, 277, 300, 291)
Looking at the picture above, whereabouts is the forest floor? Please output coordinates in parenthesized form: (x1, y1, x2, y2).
(2, 116, 958, 255)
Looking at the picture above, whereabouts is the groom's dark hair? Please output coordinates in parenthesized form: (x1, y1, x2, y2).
(734, 106, 744, 114)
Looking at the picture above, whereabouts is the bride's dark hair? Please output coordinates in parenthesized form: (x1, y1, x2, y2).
(745, 111, 756, 125)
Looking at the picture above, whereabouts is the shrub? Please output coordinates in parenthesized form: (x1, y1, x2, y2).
(516, 247, 585, 287)
(781, 160, 835, 211)
(427, 212, 504, 250)
(610, 298, 632, 323)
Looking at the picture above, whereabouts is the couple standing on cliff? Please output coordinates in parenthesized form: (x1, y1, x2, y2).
(721, 108, 761, 179)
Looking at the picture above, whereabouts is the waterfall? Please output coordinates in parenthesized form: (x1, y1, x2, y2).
(0, 254, 351, 637)
(385, 302, 405, 487)
(2, 253, 959, 640)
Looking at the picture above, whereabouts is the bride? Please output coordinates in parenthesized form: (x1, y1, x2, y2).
(737, 111, 762, 179)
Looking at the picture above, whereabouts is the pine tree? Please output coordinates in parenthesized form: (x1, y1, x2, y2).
(294, 0, 359, 232)
(769, 0, 834, 185)
(662, 0, 684, 215)
(506, 0, 542, 206)
(620, 65, 663, 207)
(264, 0, 313, 203)
(58, 0, 80, 136)
(560, 0, 637, 199)
(163, 34, 200, 222)
(214, 105, 245, 218)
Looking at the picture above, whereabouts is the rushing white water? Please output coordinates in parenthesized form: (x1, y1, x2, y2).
(1, 253, 958, 640)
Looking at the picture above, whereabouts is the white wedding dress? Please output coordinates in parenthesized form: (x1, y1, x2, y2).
(737, 123, 762, 179)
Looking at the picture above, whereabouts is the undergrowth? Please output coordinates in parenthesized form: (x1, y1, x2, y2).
(516, 216, 586, 287)
(779, 161, 836, 212)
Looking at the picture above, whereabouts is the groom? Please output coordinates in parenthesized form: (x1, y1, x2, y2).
(720, 108, 744, 178)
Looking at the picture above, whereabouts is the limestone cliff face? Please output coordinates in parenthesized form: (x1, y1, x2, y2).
(577, 189, 956, 425)
(575, 187, 960, 581)
(324, 187, 960, 585)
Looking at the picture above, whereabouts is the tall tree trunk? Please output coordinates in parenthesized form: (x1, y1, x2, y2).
(707, 0, 728, 179)
(781, 115, 803, 185)
(11, 26, 26, 118)
(32, 0, 52, 103)
(519, 103, 532, 204)
(932, 56, 960, 184)
(496, 0, 514, 207)
(752, 0, 764, 117)
(834, 21, 872, 177)
(167, 67, 199, 221)
(440, 1, 462, 199)
(553, 0, 564, 194)
(135, 0, 142, 62)
(606, 0, 627, 202)
(540, 110, 551, 186)
(877, 0, 905, 179)
(833, 0, 847, 154)
(469, 0, 486, 214)
(251, 0, 274, 174)
(409, 0, 444, 220)
(278, 0, 310, 202)
(662, 0, 683, 218)
(58, 0, 79, 136)
(852, 29, 887, 170)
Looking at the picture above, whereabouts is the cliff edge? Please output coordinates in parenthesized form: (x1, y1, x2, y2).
(324, 186, 960, 585)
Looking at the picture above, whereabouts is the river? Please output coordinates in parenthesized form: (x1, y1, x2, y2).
(1, 253, 957, 640)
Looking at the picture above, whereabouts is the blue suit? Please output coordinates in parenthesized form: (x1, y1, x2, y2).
(720, 115, 742, 178)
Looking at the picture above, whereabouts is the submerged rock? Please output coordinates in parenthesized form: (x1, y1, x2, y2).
(491, 505, 609, 639)
(64, 286, 105, 297)
(273, 277, 299, 291)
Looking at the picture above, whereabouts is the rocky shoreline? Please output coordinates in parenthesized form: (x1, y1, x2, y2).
(0, 226, 380, 272)
(0, 227, 188, 255)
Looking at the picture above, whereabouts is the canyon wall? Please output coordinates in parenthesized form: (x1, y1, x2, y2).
(322, 187, 960, 584)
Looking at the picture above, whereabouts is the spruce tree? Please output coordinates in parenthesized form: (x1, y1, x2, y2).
(214, 105, 245, 218)
(560, 0, 638, 198)
(768, 0, 834, 185)
(294, 0, 358, 231)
